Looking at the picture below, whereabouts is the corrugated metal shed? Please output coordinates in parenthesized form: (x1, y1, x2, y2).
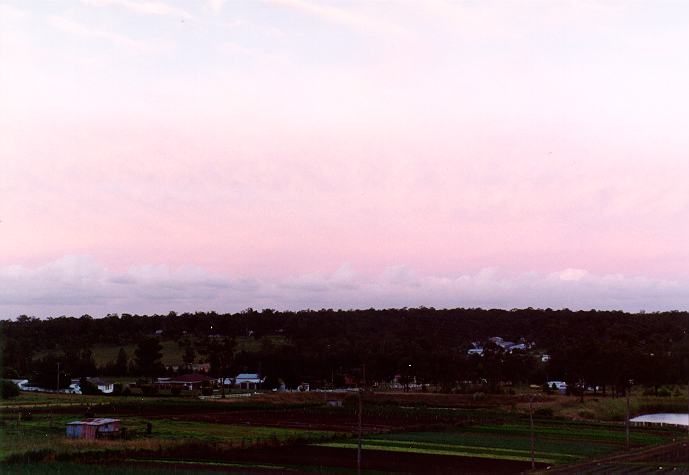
(66, 418, 120, 439)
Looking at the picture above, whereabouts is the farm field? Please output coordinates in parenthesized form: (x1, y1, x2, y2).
(317, 420, 674, 466)
(1, 391, 686, 473)
(0, 411, 339, 464)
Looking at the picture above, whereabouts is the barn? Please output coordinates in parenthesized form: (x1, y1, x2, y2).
(66, 418, 121, 439)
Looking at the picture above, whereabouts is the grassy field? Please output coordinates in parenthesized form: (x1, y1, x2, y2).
(317, 419, 679, 465)
(0, 411, 338, 463)
(2, 390, 687, 472)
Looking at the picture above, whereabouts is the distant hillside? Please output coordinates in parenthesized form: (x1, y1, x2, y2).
(3, 308, 689, 390)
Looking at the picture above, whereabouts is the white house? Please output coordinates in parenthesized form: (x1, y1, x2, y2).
(234, 373, 264, 390)
(467, 347, 484, 356)
(547, 380, 567, 393)
(9, 379, 29, 390)
(69, 378, 115, 394)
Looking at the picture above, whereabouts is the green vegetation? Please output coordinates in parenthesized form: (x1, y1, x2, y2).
(32, 336, 289, 368)
(318, 420, 679, 465)
(0, 412, 337, 463)
(0, 462, 223, 475)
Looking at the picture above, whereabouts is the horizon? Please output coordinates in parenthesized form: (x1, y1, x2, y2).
(2, 0, 689, 317)
(4, 304, 688, 322)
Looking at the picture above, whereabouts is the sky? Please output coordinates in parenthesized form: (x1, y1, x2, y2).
(1, 0, 689, 318)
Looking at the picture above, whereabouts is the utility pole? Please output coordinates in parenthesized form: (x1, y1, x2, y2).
(529, 393, 535, 470)
(56, 362, 60, 392)
(357, 363, 366, 475)
(625, 381, 631, 450)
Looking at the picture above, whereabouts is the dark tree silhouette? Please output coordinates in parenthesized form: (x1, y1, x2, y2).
(134, 337, 163, 377)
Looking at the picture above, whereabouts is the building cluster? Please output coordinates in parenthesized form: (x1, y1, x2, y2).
(467, 336, 549, 361)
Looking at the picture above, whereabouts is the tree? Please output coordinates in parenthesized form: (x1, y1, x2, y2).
(115, 347, 128, 376)
(79, 377, 102, 395)
(134, 337, 163, 376)
(183, 345, 196, 366)
(29, 355, 71, 390)
(1, 379, 19, 399)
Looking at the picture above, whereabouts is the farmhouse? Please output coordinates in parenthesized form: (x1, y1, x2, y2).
(235, 373, 264, 390)
(66, 418, 120, 439)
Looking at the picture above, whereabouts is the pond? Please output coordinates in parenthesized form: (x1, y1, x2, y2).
(630, 413, 689, 426)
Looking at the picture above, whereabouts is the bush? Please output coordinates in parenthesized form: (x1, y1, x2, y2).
(171, 387, 182, 396)
(141, 385, 158, 397)
(658, 387, 672, 397)
(534, 407, 554, 418)
(2, 367, 20, 379)
(578, 409, 595, 419)
(472, 392, 486, 401)
(79, 377, 102, 395)
(1, 379, 20, 399)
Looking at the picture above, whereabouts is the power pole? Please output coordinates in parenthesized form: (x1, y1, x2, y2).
(529, 394, 535, 470)
(625, 382, 631, 450)
(56, 362, 60, 392)
(357, 363, 366, 475)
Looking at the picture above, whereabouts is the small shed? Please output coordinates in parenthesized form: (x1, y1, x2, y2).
(66, 418, 121, 439)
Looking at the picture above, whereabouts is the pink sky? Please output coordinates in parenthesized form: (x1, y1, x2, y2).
(1, 1, 689, 317)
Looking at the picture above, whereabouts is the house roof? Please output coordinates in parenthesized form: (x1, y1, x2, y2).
(67, 418, 119, 426)
(168, 373, 216, 383)
(235, 373, 261, 380)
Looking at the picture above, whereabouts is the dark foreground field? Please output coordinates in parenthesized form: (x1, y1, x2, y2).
(1, 391, 686, 474)
(126, 445, 544, 473)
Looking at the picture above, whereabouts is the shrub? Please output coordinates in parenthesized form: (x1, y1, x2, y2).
(1, 379, 20, 399)
(2, 367, 20, 379)
(141, 385, 158, 397)
(472, 392, 486, 401)
(658, 388, 672, 397)
(112, 382, 124, 395)
(578, 409, 595, 419)
(79, 377, 102, 395)
(534, 407, 554, 418)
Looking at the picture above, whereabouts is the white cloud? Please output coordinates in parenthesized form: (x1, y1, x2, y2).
(0, 4, 30, 21)
(1, 256, 687, 318)
(263, 0, 411, 41)
(206, 0, 227, 12)
(557, 268, 589, 282)
(49, 15, 143, 50)
(80, 0, 193, 19)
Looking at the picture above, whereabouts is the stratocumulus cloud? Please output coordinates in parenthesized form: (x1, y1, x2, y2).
(2, 2, 689, 314)
(0, 256, 686, 318)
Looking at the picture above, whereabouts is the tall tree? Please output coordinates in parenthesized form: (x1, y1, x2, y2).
(183, 345, 196, 366)
(115, 347, 128, 375)
(134, 337, 163, 376)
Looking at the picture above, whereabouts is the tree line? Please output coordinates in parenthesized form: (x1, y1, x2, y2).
(2, 307, 689, 393)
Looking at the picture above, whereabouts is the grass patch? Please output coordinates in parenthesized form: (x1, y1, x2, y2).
(0, 412, 338, 463)
(320, 420, 681, 466)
